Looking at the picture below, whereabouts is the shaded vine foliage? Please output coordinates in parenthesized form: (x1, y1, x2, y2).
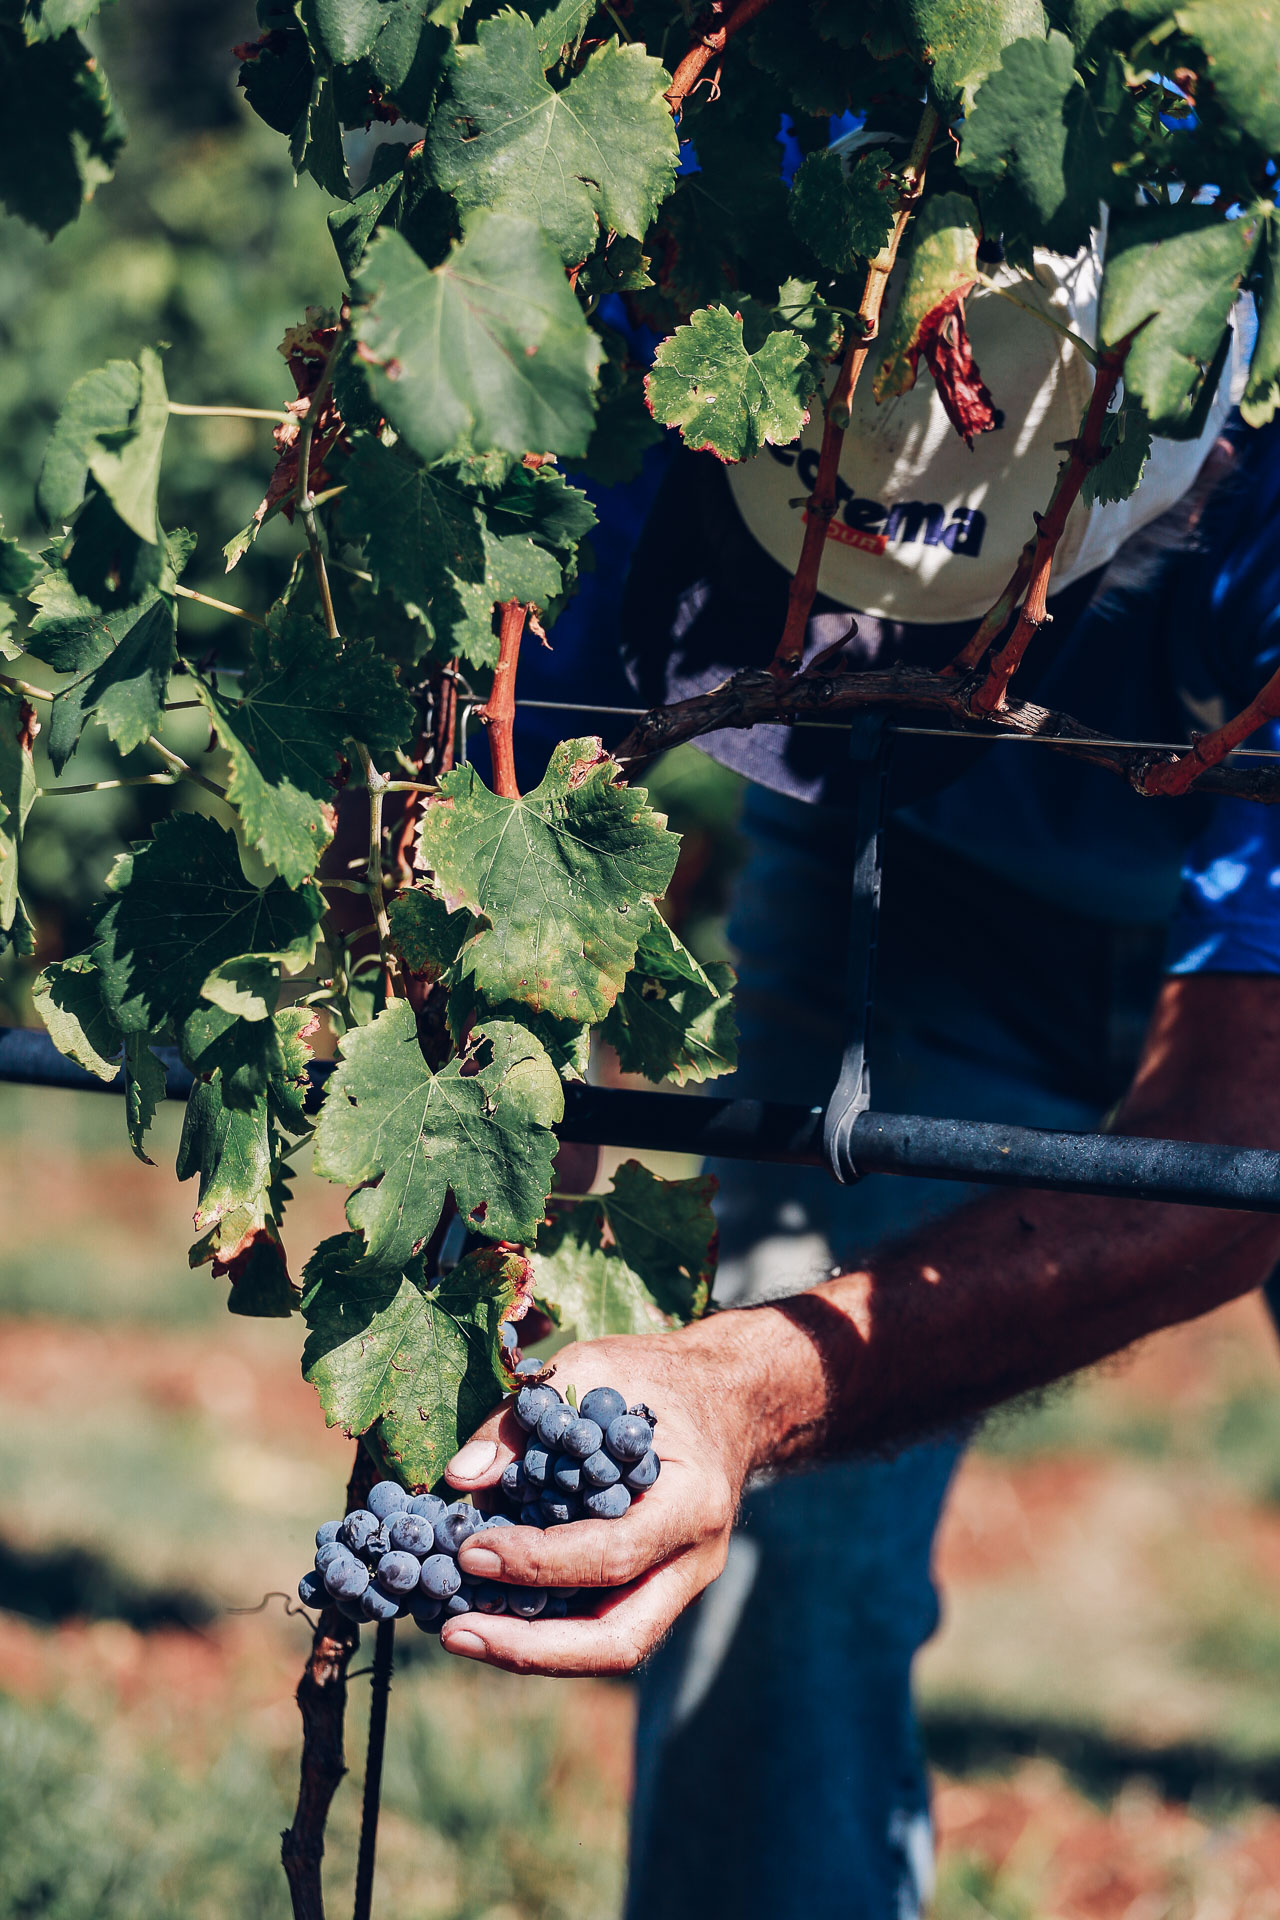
(2, 0, 1280, 1538)
(6, 0, 1280, 1909)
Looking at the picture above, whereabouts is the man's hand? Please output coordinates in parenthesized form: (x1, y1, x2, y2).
(440, 1330, 755, 1675)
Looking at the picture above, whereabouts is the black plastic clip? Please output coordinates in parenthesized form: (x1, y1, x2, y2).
(823, 712, 891, 1184)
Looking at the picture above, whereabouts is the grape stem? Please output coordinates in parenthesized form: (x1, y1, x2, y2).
(168, 401, 295, 422)
(145, 732, 227, 802)
(294, 337, 343, 645)
(768, 102, 941, 677)
(173, 582, 265, 627)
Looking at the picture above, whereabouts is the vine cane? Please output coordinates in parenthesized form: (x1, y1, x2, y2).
(352, 1618, 396, 1920)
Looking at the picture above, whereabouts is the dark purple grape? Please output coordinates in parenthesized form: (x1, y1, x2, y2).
(506, 1587, 547, 1619)
(552, 1454, 583, 1496)
(336, 1595, 366, 1624)
(298, 1569, 324, 1607)
(361, 1585, 401, 1622)
(518, 1502, 546, 1528)
(500, 1459, 528, 1504)
(375, 1550, 421, 1596)
(500, 1320, 519, 1353)
(540, 1489, 579, 1526)
(579, 1386, 626, 1429)
(338, 1509, 381, 1556)
(584, 1483, 632, 1520)
(581, 1449, 620, 1490)
(562, 1417, 604, 1461)
(624, 1449, 661, 1493)
(388, 1512, 437, 1558)
(406, 1492, 446, 1525)
(483, 1513, 516, 1530)
(514, 1356, 545, 1377)
(408, 1593, 441, 1627)
(446, 1586, 474, 1616)
(366, 1481, 410, 1521)
(315, 1520, 342, 1549)
(434, 1502, 484, 1555)
(536, 1402, 578, 1452)
(315, 1541, 347, 1572)
(419, 1553, 462, 1602)
(514, 1383, 561, 1433)
(323, 1551, 370, 1600)
(473, 1581, 508, 1614)
(521, 1444, 551, 1492)
(604, 1414, 653, 1464)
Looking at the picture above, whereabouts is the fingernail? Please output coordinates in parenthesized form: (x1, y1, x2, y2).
(444, 1628, 485, 1659)
(448, 1439, 497, 1479)
(457, 1545, 501, 1577)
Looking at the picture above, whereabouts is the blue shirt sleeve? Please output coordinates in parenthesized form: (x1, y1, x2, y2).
(1166, 726, 1280, 974)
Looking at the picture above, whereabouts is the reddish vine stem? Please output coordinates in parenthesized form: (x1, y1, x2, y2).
(1144, 673, 1280, 795)
(481, 602, 528, 799)
(769, 104, 940, 678)
(941, 541, 1036, 678)
(282, 1444, 376, 1920)
(664, 0, 779, 116)
(967, 333, 1133, 714)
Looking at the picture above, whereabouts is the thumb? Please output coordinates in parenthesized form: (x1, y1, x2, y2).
(445, 1396, 525, 1491)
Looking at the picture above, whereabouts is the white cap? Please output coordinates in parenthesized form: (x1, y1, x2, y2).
(726, 236, 1249, 625)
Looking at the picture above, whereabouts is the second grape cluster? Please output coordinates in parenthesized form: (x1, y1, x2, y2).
(498, 1367, 661, 1524)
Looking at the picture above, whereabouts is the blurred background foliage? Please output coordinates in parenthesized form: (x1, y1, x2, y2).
(0, 0, 345, 1015)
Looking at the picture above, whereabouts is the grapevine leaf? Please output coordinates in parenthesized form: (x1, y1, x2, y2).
(0, 24, 125, 237)
(417, 739, 679, 1024)
(200, 953, 283, 1023)
(959, 34, 1075, 235)
(217, 1227, 299, 1320)
(301, 1239, 527, 1487)
(0, 686, 37, 953)
(39, 358, 142, 531)
(388, 886, 475, 979)
(290, 63, 350, 199)
(93, 811, 324, 1038)
(533, 1159, 717, 1339)
(328, 143, 405, 278)
(1080, 398, 1152, 506)
(25, 528, 191, 771)
(533, 0, 599, 64)
(898, 0, 1047, 104)
(82, 348, 168, 546)
(312, 999, 564, 1269)
(33, 953, 121, 1081)
(1174, 0, 1280, 153)
(873, 191, 980, 401)
(645, 306, 815, 463)
(0, 520, 41, 654)
(442, 963, 593, 1080)
(1242, 215, 1280, 430)
(238, 26, 313, 137)
(429, 17, 678, 268)
(789, 149, 897, 274)
(602, 911, 738, 1086)
(197, 613, 412, 885)
(569, 329, 663, 487)
(123, 1031, 168, 1164)
(351, 222, 602, 465)
(22, 3, 110, 43)
(337, 435, 593, 663)
(1099, 202, 1265, 435)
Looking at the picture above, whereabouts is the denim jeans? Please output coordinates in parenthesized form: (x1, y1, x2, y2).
(626, 781, 1155, 1920)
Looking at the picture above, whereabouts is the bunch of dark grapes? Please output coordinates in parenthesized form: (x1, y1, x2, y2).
(498, 1361, 660, 1526)
(297, 1366, 659, 1630)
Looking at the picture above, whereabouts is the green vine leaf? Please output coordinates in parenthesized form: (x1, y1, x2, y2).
(312, 999, 564, 1270)
(1080, 398, 1152, 507)
(93, 811, 324, 1041)
(37, 351, 168, 542)
(388, 887, 475, 979)
(33, 952, 169, 1159)
(1099, 202, 1266, 435)
(301, 1238, 529, 1487)
(873, 191, 980, 402)
(1174, 0, 1280, 153)
(1242, 214, 1280, 430)
(0, 20, 125, 237)
(645, 305, 816, 462)
(0, 684, 37, 957)
(429, 15, 678, 268)
(197, 612, 413, 886)
(789, 148, 897, 273)
(898, 0, 1047, 105)
(351, 221, 602, 466)
(417, 738, 679, 1024)
(602, 910, 738, 1086)
(533, 1159, 718, 1340)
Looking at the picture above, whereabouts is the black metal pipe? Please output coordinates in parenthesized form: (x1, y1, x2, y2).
(2, 1027, 1279, 1213)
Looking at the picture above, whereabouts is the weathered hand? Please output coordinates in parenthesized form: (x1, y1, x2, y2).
(440, 1327, 754, 1676)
